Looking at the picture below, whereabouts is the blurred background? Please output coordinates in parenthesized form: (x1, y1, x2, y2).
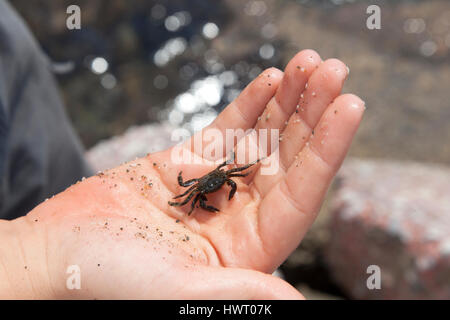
(10, 0, 450, 299)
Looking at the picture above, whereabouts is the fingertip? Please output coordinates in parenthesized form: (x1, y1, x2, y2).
(252, 67, 283, 92)
(323, 58, 346, 69)
(307, 93, 365, 170)
(229, 67, 284, 124)
(334, 93, 366, 116)
(261, 67, 283, 81)
(274, 50, 322, 112)
(322, 58, 348, 82)
(287, 49, 322, 74)
(297, 49, 322, 65)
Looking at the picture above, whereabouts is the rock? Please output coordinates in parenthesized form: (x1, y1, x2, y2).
(86, 122, 176, 172)
(325, 158, 450, 299)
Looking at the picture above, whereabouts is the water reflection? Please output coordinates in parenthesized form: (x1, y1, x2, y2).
(101, 74, 117, 89)
(202, 22, 220, 39)
(420, 40, 438, 57)
(91, 57, 109, 74)
(146, 0, 279, 135)
(170, 75, 223, 131)
(259, 43, 275, 60)
(261, 23, 278, 39)
(219, 70, 237, 87)
(188, 109, 218, 132)
(153, 74, 169, 90)
(164, 11, 192, 32)
(244, 1, 267, 16)
(153, 37, 187, 67)
(17, 0, 448, 149)
(404, 18, 426, 34)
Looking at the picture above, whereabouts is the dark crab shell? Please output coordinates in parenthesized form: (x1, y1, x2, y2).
(198, 171, 228, 194)
(167, 154, 262, 215)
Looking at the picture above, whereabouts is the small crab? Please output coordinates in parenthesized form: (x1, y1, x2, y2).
(168, 153, 262, 215)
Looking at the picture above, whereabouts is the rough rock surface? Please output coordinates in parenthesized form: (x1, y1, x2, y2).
(325, 158, 450, 299)
(86, 122, 176, 172)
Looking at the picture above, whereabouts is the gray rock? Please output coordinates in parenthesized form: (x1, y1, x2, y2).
(325, 158, 450, 299)
(86, 122, 177, 172)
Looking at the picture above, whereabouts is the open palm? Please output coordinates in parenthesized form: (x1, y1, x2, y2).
(27, 50, 364, 299)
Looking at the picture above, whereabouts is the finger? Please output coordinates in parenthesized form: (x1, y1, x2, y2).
(257, 94, 365, 268)
(229, 50, 322, 181)
(253, 58, 349, 195)
(280, 58, 349, 169)
(254, 50, 321, 153)
(213, 67, 283, 133)
(182, 68, 283, 161)
(184, 267, 304, 300)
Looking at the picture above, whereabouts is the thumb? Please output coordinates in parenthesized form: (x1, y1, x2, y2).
(184, 266, 304, 300)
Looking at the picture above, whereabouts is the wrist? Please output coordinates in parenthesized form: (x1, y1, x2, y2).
(0, 217, 55, 299)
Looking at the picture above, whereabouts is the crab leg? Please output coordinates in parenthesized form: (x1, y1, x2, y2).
(177, 171, 199, 187)
(199, 195, 220, 212)
(168, 189, 198, 207)
(228, 172, 251, 178)
(172, 184, 197, 199)
(186, 193, 201, 215)
(226, 179, 237, 200)
(225, 158, 261, 174)
(216, 151, 236, 170)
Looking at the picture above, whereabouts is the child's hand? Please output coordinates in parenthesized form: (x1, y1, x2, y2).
(7, 49, 364, 299)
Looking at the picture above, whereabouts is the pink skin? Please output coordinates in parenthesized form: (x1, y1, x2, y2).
(1, 49, 364, 299)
